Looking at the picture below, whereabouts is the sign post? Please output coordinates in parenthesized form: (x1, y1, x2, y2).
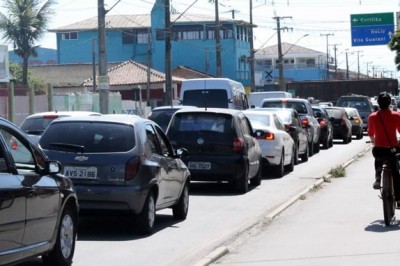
(351, 12, 394, 47)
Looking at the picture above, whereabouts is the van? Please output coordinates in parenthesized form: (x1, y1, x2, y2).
(249, 91, 292, 108)
(179, 78, 248, 110)
(336, 94, 374, 131)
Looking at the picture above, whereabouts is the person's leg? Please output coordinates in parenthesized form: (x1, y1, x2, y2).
(390, 156, 400, 201)
(372, 147, 384, 189)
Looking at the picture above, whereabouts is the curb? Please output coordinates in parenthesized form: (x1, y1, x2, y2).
(195, 145, 372, 266)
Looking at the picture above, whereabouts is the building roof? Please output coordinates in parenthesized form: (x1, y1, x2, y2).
(49, 13, 251, 32)
(255, 42, 323, 56)
(172, 66, 213, 79)
(82, 60, 184, 87)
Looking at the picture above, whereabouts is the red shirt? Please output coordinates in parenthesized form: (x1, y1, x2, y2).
(368, 109, 400, 147)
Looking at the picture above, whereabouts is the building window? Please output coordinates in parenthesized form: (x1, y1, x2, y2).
(206, 23, 233, 40)
(172, 25, 204, 40)
(122, 29, 150, 44)
(255, 59, 272, 70)
(61, 32, 78, 40)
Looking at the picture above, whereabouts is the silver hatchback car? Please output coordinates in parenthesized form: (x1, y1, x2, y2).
(39, 114, 191, 234)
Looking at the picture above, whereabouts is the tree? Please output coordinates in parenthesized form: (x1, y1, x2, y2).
(0, 0, 56, 85)
(388, 30, 400, 71)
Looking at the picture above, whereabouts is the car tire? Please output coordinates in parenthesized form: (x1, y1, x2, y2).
(294, 144, 299, 165)
(322, 136, 329, 149)
(136, 191, 156, 235)
(343, 135, 349, 144)
(42, 207, 77, 266)
(314, 140, 320, 153)
(285, 148, 295, 172)
(329, 137, 334, 148)
(308, 140, 314, 157)
(274, 150, 285, 178)
(173, 181, 189, 220)
(250, 158, 262, 186)
(357, 131, 363, 140)
(234, 161, 249, 194)
(300, 143, 309, 162)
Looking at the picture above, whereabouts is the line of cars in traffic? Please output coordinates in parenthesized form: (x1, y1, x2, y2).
(0, 91, 371, 265)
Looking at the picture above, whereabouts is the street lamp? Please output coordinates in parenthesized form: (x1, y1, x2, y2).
(321, 33, 334, 80)
(366, 61, 372, 78)
(277, 32, 308, 91)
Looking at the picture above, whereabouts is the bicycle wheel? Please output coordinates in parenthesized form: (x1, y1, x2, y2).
(382, 166, 396, 226)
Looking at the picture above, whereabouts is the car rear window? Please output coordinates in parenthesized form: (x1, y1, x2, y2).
(20, 116, 60, 134)
(262, 101, 308, 114)
(170, 113, 231, 133)
(337, 99, 371, 111)
(182, 89, 228, 108)
(148, 109, 178, 129)
(40, 122, 135, 153)
(325, 109, 343, 119)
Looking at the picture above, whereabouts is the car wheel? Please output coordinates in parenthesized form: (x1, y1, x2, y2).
(322, 136, 329, 149)
(42, 207, 76, 266)
(274, 150, 285, 178)
(285, 148, 295, 172)
(294, 144, 299, 165)
(250, 158, 262, 186)
(300, 143, 309, 162)
(234, 161, 249, 194)
(173, 181, 189, 220)
(314, 141, 320, 153)
(357, 131, 363, 140)
(329, 136, 334, 147)
(136, 191, 156, 235)
(343, 135, 349, 144)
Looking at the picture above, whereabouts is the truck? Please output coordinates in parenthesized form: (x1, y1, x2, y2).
(286, 79, 399, 103)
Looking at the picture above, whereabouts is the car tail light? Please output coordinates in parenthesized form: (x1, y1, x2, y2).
(10, 138, 18, 150)
(125, 158, 141, 181)
(301, 118, 309, 126)
(43, 114, 59, 119)
(319, 120, 327, 127)
(284, 124, 291, 132)
(255, 131, 274, 140)
(233, 137, 244, 151)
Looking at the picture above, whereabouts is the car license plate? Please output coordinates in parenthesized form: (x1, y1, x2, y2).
(64, 166, 98, 179)
(188, 161, 211, 170)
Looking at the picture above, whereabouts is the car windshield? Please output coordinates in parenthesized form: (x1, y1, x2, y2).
(325, 109, 343, 119)
(40, 122, 135, 153)
(182, 89, 228, 108)
(169, 113, 230, 133)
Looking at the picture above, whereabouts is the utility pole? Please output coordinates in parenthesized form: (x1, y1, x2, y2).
(249, 0, 255, 92)
(98, 0, 109, 114)
(215, 0, 222, 77)
(164, 0, 172, 105)
(345, 50, 350, 79)
(330, 43, 340, 79)
(320, 33, 334, 81)
(273, 16, 292, 91)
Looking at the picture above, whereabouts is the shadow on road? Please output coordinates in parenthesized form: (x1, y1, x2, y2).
(365, 219, 400, 232)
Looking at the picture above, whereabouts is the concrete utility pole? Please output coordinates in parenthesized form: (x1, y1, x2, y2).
(215, 0, 222, 77)
(164, 0, 172, 106)
(98, 0, 109, 114)
(330, 43, 340, 79)
(249, 0, 255, 92)
(321, 33, 334, 81)
(274, 16, 292, 91)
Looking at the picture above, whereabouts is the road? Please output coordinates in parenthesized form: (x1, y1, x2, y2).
(211, 143, 400, 266)
(20, 137, 370, 266)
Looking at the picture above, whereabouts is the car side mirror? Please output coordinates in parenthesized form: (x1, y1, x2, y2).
(47, 161, 62, 174)
(176, 148, 189, 158)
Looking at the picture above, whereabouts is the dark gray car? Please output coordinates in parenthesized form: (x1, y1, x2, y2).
(0, 118, 78, 266)
(39, 114, 190, 234)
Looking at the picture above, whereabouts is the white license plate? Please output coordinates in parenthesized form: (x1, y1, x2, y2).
(64, 166, 98, 179)
(188, 161, 211, 170)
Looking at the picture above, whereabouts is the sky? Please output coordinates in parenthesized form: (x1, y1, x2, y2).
(1, 0, 399, 79)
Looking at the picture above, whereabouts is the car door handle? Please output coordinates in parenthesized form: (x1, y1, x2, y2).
(27, 188, 38, 198)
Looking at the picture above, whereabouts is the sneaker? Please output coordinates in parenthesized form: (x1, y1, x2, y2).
(373, 177, 381, 189)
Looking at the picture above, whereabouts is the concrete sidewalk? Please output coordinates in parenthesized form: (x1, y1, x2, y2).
(208, 150, 400, 266)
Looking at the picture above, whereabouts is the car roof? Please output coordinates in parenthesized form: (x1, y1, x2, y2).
(173, 107, 242, 115)
(51, 114, 150, 125)
(151, 105, 197, 111)
(24, 111, 101, 118)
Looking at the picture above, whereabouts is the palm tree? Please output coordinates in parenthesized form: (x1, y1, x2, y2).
(0, 0, 56, 85)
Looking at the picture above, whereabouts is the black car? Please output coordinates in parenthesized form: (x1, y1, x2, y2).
(147, 105, 197, 131)
(336, 94, 374, 131)
(312, 106, 334, 149)
(39, 114, 191, 234)
(0, 117, 78, 266)
(261, 98, 321, 156)
(258, 108, 309, 163)
(324, 107, 353, 144)
(166, 108, 262, 194)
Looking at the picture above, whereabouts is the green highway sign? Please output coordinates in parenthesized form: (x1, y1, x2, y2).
(351, 12, 394, 26)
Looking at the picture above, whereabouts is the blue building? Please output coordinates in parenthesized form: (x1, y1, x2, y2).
(49, 0, 253, 87)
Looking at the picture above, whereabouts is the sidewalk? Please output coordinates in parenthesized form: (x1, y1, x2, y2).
(210, 151, 400, 266)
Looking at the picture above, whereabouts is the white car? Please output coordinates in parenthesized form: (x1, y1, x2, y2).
(243, 110, 295, 178)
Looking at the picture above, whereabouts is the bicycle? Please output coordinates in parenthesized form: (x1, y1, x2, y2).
(367, 141, 398, 226)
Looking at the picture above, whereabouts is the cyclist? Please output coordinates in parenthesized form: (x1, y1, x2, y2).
(368, 92, 400, 204)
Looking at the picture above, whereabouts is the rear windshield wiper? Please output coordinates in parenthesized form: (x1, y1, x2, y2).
(24, 130, 44, 135)
(48, 143, 85, 152)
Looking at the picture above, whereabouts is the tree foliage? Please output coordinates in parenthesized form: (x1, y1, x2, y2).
(9, 62, 45, 92)
(0, 0, 56, 85)
(388, 30, 400, 71)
